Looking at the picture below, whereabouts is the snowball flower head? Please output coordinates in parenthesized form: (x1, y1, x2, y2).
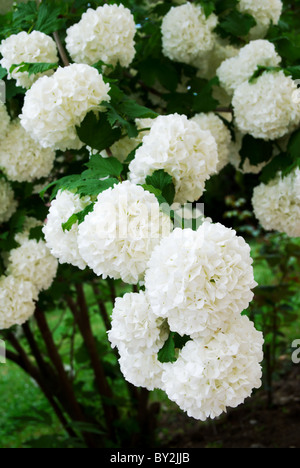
(108, 291, 168, 355)
(0, 120, 56, 182)
(217, 40, 281, 95)
(162, 316, 264, 420)
(129, 114, 218, 204)
(238, 0, 283, 39)
(118, 349, 165, 391)
(20, 64, 110, 151)
(0, 179, 17, 224)
(66, 4, 136, 68)
(0, 31, 58, 89)
(191, 112, 232, 172)
(43, 190, 91, 270)
(0, 103, 10, 139)
(6, 239, 58, 293)
(252, 168, 300, 237)
(232, 71, 300, 140)
(0, 275, 37, 329)
(161, 2, 218, 65)
(145, 223, 257, 336)
(77, 181, 173, 284)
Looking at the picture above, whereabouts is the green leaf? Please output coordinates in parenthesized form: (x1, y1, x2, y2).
(158, 333, 176, 364)
(259, 152, 295, 184)
(34, 1, 65, 34)
(9, 62, 58, 77)
(192, 77, 219, 113)
(76, 112, 122, 152)
(239, 135, 273, 168)
(62, 203, 94, 232)
(0, 66, 7, 79)
(83, 154, 123, 179)
(28, 226, 44, 242)
(145, 170, 175, 205)
(74, 177, 118, 197)
(249, 65, 282, 83)
(158, 331, 192, 364)
(217, 10, 256, 38)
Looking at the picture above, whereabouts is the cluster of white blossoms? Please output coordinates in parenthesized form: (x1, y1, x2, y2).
(0, 120, 56, 182)
(162, 316, 264, 421)
(65, 4, 136, 68)
(0, 31, 58, 89)
(237, 0, 283, 39)
(233, 70, 300, 141)
(43, 190, 92, 270)
(217, 40, 281, 96)
(0, 179, 17, 224)
(252, 168, 300, 237)
(145, 224, 257, 337)
(6, 239, 58, 293)
(129, 114, 218, 204)
(0, 218, 58, 330)
(191, 112, 232, 172)
(161, 2, 218, 66)
(20, 64, 111, 151)
(109, 222, 263, 419)
(0, 275, 37, 329)
(43, 182, 172, 284)
(78, 181, 173, 284)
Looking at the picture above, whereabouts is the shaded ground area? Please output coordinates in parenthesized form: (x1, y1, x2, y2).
(159, 364, 300, 448)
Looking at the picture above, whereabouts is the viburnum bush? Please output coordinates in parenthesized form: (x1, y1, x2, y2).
(0, 0, 299, 448)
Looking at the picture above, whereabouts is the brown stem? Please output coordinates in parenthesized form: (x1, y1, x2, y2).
(69, 285, 118, 440)
(53, 31, 70, 67)
(6, 333, 76, 439)
(34, 307, 96, 447)
(92, 284, 111, 332)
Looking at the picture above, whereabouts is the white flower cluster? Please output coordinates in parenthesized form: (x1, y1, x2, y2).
(162, 316, 263, 421)
(232, 70, 300, 140)
(43, 190, 92, 270)
(129, 114, 218, 204)
(0, 103, 10, 139)
(161, 3, 218, 66)
(237, 0, 283, 39)
(0, 120, 56, 182)
(108, 291, 168, 390)
(217, 40, 281, 96)
(0, 275, 37, 329)
(77, 181, 173, 284)
(109, 222, 263, 419)
(191, 112, 232, 172)
(0, 31, 58, 89)
(145, 223, 257, 337)
(252, 168, 300, 237)
(0, 218, 58, 330)
(0, 179, 17, 224)
(66, 4, 136, 68)
(6, 239, 58, 293)
(20, 64, 111, 151)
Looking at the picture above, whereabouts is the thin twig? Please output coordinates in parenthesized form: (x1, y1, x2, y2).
(53, 31, 70, 67)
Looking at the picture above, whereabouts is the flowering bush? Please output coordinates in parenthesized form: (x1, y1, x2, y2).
(0, 0, 299, 449)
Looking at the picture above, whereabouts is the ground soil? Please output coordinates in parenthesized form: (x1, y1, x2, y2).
(158, 364, 300, 448)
